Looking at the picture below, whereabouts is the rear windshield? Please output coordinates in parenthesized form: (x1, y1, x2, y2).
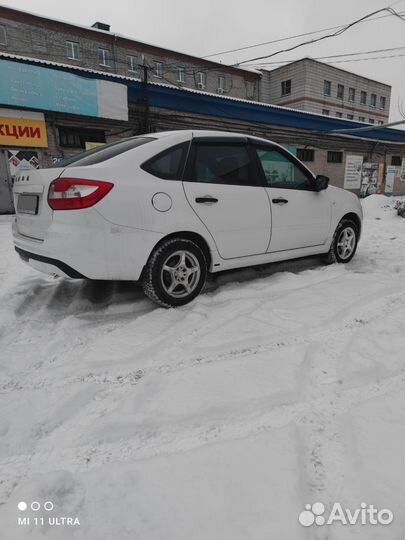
(54, 137, 155, 168)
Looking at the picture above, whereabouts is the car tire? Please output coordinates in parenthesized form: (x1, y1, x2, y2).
(142, 238, 207, 308)
(325, 219, 359, 264)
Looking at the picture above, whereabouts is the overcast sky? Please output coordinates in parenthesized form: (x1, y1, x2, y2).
(4, 0, 405, 123)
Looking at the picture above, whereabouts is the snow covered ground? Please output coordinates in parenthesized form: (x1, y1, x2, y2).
(0, 195, 404, 540)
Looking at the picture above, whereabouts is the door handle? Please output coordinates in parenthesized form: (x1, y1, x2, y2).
(195, 197, 218, 204)
(272, 198, 288, 204)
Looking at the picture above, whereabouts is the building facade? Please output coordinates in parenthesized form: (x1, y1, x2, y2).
(261, 58, 391, 125)
(0, 5, 260, 101)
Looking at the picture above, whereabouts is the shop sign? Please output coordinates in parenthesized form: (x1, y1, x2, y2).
(0, 115, 48, 148)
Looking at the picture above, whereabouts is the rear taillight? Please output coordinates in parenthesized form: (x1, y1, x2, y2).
(48, 178, 114, 210)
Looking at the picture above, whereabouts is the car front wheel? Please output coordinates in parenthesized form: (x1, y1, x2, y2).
(142, 238, 207, 307)
(325, 219, 359, 264)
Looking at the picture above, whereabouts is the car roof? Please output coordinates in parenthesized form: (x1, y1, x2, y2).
(150, 129, 274, 145)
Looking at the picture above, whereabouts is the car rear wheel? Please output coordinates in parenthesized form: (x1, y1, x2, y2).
(325, 219, 359, 264)
(142, 238, 207, 307)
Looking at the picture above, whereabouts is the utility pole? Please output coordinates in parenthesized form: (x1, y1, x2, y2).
(141, 63, 150, 134)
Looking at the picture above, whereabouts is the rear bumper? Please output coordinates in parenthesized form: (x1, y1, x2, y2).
(15, 247, 87, 279)
(12, 210, 164, 281)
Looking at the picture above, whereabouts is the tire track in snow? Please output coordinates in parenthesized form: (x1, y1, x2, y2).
(1, 294, 403, 496)
(0, 369, 401, 503)
(1, 287, 401, 394)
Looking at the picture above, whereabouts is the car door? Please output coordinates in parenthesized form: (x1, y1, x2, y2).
(182, 138, 271, 259)
(252, 144, 332, 253)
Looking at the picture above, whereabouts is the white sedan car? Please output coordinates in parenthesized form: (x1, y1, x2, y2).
(13, 130, 362, 307)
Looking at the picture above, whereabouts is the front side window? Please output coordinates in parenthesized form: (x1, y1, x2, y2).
(281, 79, 291, 96)
(370, 94, 377, 108)
(255, 147, 313, 190)
(189, 144, 257, 186)
(337, 84, 344, 99)
(348, 88, 355, 102)
(324, 80, 331, 96)
(127, 55, 138, 73)
(153, 61, 163, 78)
(360, 90, 367, 104)
(98, 48, 112, 67)
(0, 25, 6, 46)
(141, 143, 188, 180)
(66, 41, 80, 60)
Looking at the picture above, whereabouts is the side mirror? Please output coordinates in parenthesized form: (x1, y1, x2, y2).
(314, 174, 329, 191)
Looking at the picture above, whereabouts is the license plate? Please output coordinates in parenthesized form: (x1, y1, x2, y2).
(17, 194, 39, 215)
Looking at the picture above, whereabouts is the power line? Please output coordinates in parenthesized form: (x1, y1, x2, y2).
(233, 6, 405, 66)
(251, 53, 405, 68)
(329, 53, 405, 64)
(246, 46, 405, 67)
(202, 9, 405, 59)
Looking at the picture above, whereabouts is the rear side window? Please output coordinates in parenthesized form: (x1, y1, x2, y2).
(141, 142, 189, 179)
(56, 137, 154, 168)
(188, 143, 258, 186)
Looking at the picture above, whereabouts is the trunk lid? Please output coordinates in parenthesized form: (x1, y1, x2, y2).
(13, 168, 64, 241)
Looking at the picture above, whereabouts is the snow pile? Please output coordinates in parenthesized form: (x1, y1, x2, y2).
(0, 196, 404, 539)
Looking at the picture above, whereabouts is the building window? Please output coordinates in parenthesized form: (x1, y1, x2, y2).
(197, 71, 206, 88)
(335, 112, 343, 118)
(360, 91, 367, 104)
(98, 48, 112, 67)
(127, 55, 138, 73)
(391, 156, 401, 166)
(0, 25, 6, 46)
(380, 96, 386, 110)
(337, 84, 344, 99)
(368, 118, 375, 124)
(370, 94, 376, 108)
(246, 81, 255, 99)
(281, 79, 291, 96)
(322, 109, 330, 116)
(177, 67, 185, 83)
(297, 148, 314, 162)
(323, 80, 331, 96)
(347, 114, 354, 120)
(58, 127, 106, 149)
(378, 120, 384, 125)
(217, 75, 225, 93)
(348, 88, 355, 102)
(358, 116, 366, 122)
(153, 61, 163, 78)
(327, 151, 343, 163)
(66, 41, 80, 60)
